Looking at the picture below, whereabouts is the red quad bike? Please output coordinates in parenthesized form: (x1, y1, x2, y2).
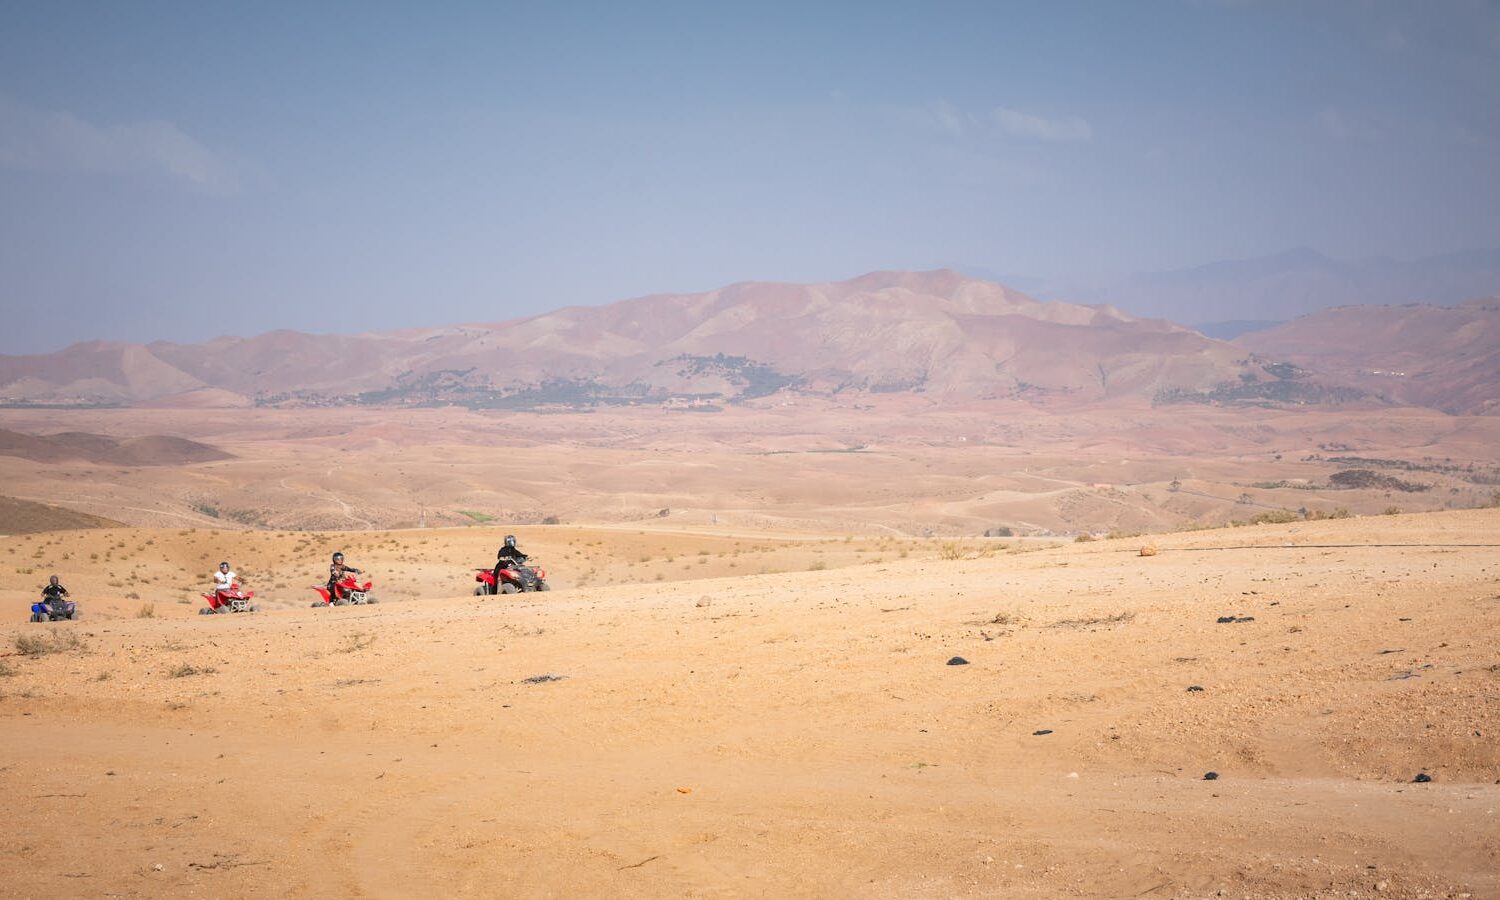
(199, 585, 258, 615)
(474, 562, 549, 595)
(312, 574, 379, 607)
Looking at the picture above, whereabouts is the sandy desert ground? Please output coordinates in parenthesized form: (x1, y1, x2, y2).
(2, 508, 1498, 898)
(4, 403, 1500, 538)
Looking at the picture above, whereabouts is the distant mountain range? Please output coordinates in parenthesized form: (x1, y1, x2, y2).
(1235, 296, 1500, 416)
(961, 246, 1500, 332)
(0, 269, 1494, 414)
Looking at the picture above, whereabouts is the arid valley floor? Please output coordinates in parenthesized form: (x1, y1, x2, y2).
(2, 406, 1499, 898)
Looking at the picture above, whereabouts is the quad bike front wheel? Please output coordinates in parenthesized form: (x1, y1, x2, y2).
(29, 612, 49, 623)
(501, 583, 519, 595)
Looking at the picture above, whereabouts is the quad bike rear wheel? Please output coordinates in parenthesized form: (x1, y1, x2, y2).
(30, 612, 49, 623)
(501, 583, 519, 594)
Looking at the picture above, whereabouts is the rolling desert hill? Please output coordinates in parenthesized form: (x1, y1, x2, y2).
(1057, 245, 1500, 328)
(2, 400, 1498, 537)
(2, 509, 1497, 896)
(0, 495, 123, 534)
(1235, 297, 1500, 415)
(0, 428, 231, 466)
(0, 270, 1359, 411)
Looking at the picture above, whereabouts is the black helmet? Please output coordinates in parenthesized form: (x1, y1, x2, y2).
(504, 535, 516, 548)
(219, 561, 230, 568)
(48, 574, 59, 585)
(333, 552, 344, 562)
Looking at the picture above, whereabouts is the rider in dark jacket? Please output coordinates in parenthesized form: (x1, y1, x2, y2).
(328, 552, 362, 601)
(41, 575, 69, 603)
(492, 534, 529, 583)
(38, 575, 73, 618)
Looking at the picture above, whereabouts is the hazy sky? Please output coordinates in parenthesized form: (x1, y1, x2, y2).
(2, 1, 1498, 352)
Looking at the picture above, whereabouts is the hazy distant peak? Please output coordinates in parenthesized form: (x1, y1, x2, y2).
(1266, 246, 1335, 266)
(841, 268, 972, 295)
(5, 267, 1487, 415)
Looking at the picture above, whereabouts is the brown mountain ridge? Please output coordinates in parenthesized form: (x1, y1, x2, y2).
(1235, 297, 1500, 415)
(2, 270, 1481, 412)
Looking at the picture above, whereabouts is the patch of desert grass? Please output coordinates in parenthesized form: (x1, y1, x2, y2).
(337, 632, 376, 654)
(168, 662, 216, 678)
(1048, 611, 1136, 629)
(15, 630, 86, 657)
(984, 611, 1024, 626)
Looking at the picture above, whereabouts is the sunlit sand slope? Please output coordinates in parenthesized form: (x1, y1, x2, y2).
(2, 509, 1498, 897)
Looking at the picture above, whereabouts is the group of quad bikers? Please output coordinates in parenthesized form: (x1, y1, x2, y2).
(27, 534, 548, 622)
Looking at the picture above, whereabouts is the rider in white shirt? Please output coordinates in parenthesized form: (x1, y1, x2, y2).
(213, 561, 237, 596)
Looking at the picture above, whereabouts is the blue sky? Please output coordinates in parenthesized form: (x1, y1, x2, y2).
(2, 1, 1498, 351)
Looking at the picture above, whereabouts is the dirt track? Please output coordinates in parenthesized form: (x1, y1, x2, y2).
(3, 510, 1498, 897)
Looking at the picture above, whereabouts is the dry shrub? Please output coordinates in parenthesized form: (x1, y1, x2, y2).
(337, 632, 376, 654)
(1049, 611, 1136, 629)
(16, 630, 87, 657)
(136, 603, 156, 618)
(168, 663, 216, 678)
(1247, 509, 1300, 525)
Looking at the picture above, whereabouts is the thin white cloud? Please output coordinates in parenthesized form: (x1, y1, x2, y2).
(929, 99, 973, 136)
(0, 94, 243, 194)
(990, 106, 1094, 143)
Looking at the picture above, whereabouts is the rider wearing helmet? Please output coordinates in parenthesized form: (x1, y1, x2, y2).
(41, 575, 69, 609)
(493, 534, 529, 583)
(36, 575, 74, 620)
(496, 535, 528, 564)
(208, 561, 238, 610)
(328, 551, 362, 602)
